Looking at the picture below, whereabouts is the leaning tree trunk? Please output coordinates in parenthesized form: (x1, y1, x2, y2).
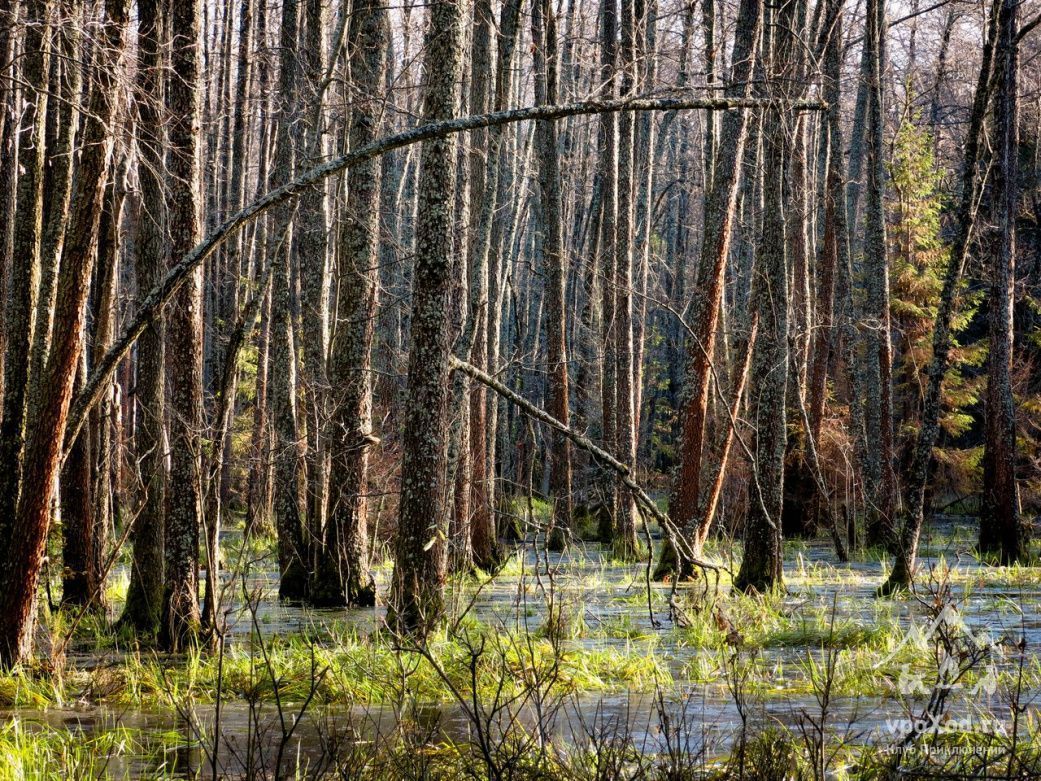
(389, 0, 465, 636)
(979, 0, 1023, 564)
(882, 1, 999, 593)
(160, 0, 204, 652)
(657, 0, 763, 579)
(0, 0, 130, 668)
(311, 0, 387, 608)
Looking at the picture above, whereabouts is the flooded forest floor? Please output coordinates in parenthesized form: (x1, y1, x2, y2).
(3, 516, 1041, 779)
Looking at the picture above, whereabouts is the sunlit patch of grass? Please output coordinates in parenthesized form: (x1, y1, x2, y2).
(0, 718, 172, 781)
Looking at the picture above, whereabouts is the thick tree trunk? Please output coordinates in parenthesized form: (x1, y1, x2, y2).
(390, 0, 464, 636)
(0, 0, 130, 668)
(310, 0, 387, 607)
(160, 0, 204, 652)
(120, 0, 167, 633)
(0, 0, 50, 539)
(734, 0, 792, 594)
(979, 0, 1023, 564)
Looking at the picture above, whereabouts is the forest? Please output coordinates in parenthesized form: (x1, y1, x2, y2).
(1, 0, 1041, 776)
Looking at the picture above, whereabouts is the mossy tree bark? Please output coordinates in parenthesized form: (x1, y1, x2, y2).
(390, 0, 465, 636)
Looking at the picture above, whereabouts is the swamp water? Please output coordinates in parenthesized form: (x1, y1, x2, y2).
(3, 519, 1040, 779)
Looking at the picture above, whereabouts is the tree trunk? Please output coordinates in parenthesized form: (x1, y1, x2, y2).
(120, 0, 167, 633)
(658, 0, 763, 577)
(532, 0, 575, 553)
(310, 0, 387, 607)
(861, 0, 899, 550)
(882, 1, 999, 593)
(0, 0, 51, 541)
(734, 0, 791, 595)
(0, 0, 130, 668)
(269, 0, 310, 600)
(160, 0, 204, 652)
(390, 0, 464, 636)
(979, 0, 1023, 564)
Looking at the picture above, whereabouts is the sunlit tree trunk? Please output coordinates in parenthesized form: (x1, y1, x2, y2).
(311, 0, 387, 607)
(0, 0, 51, 538)
(160, 0, 205, 652)
(390, 0, 465, 636)
(0, 0, 130, 668)
(658, 0, 763, 578)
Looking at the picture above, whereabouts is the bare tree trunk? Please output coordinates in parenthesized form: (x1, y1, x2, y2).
(390, 0, 465, 636)
(659, 0, 763, 577)
(62, 356, 95, 606)
(979, 0, 1023, 564)
(0, 0, 50, 538)
(0, 0, 130, 668)
(310, 0, 387, 607)
(160, 0, 204, 652)
(120, 0, 167, 633)
(861, 0, 899, 550)
(269, 0, 310, 600)
(613, 0, 640, 559)
(735, 0, 791, 594)
(597, 0, 619, 544)
(532, 0, 574, 552)
(298, 0, 331, 557)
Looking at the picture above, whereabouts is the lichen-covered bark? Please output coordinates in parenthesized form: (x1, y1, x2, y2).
(311, 0, 387, 608)
(390, 0, 464, 636)
(160, 0, 204, 652)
